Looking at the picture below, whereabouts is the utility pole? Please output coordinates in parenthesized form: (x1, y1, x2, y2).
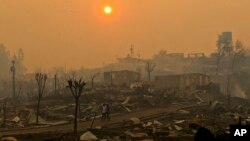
(130, 44, 134, 57)
(110, 69, 113, 86)
(54, 74, 57, 95)
(145, 61, 156, 82)
(10, 60, 16, 102)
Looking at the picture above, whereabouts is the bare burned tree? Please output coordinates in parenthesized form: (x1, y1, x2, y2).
(231, 40, 246, 75)
(145, 61, 156, 81)
(226, 40, 246, 106)
(35, 73, 47, 124)
(67, 77, 86, 135)
(215, 38, 226, 75)
(90, 72, 100, 89)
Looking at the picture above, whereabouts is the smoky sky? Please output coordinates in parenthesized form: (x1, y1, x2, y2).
(0, 0, 250, 71)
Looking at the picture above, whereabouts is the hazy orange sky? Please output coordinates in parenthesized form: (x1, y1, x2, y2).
(0, 0, 250, 71)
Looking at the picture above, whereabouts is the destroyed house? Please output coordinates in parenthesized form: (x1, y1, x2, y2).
(154, 73, 210, 90)
(104, 70, 139, 86)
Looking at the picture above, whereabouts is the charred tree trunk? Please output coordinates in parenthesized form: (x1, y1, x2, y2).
(74, 98, 79, 135)
(146, 62, 155, 82)
(35, 73, 47, 125)
(231, 55, 236, 76)
(148, 71, 151, 82)
(226, 73, 231, 107)
(91, 78, 94, 89)
(10, 60, 16, 105)
(91, 72, 99, 90)
(67, 78, 86, 137)
(2, 101, 6, 127)
(36, 96, 41, 124)
(216, 59, 220, 75)
(54, 74, 57, 95)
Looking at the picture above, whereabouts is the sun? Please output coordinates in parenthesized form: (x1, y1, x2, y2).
(104, 6, 112, 14)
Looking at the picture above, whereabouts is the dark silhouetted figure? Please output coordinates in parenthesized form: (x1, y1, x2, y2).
(106, 104, 110, 121)
(101, 104, 107, 122)
(194, 127, 215, 141)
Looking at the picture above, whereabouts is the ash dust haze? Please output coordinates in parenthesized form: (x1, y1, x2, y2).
(1, 0, 250, 141)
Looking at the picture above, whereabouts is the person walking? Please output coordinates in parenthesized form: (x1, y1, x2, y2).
(106, 104, 110, 121)
(101, 104, 107, 122)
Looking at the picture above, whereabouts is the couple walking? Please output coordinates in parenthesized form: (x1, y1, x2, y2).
(101, 104, 110, 122)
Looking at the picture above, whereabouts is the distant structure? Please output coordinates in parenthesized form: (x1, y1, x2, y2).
(187, 53, 205, 58)
(116, 45, 145, 64)
(154, 73, 210, 91)
(217, 32, 233, 54)
(104, 70, 139, 86)
(153, 51, 185, 62)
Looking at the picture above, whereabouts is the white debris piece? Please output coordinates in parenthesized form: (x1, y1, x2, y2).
(1, 137, 17, 141)
(121, 105, 132, 112)
(179, 109, 190, 114)
(130, 117, 141, 125)
(153, 120, 163, 126)
(27, 111, 47, 124)
(144, 122, 153, 127)
(12, 116, 20, 123)
(174, 120, 185, 124)
(210, 101, 219, 111)
(122, 96, 131, 105)
(174, 125, 183, 131)
(125, 131, 148, 138)
(168, 126, 173, 130)
(80, 131, 98, 141)
(195, 94, 204, 104)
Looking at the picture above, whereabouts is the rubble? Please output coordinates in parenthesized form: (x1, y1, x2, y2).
(121, 96, 131, 105)
(173, 125, 183, 131)
(27, 110, 47, 125)
(125, 130, 148, 139)
(120, 105, 132, 113)
(11, 116, 20, 123)
(179, 109, 190, 114)
(80, 131, 98, 141)
(129, 117, 141, 125)
(174, 120, 185, 124)
(1, 81, 250, 141)
(152, 120, 163, 127)
(194, 94, 204, 104)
